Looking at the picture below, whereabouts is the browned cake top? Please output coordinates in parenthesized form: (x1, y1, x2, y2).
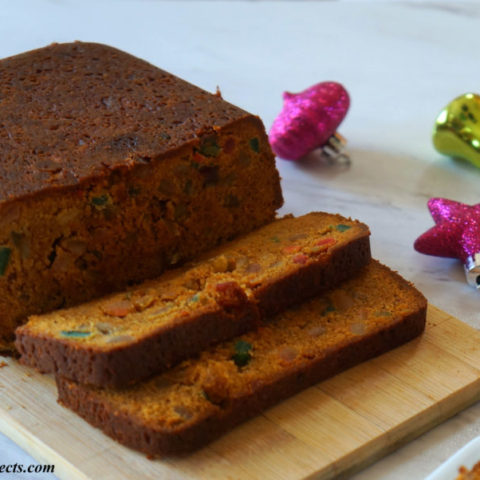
(0, 42, 249, 203)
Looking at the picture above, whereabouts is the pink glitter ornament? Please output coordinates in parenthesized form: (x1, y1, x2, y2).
(414, 198, 480, 289)
(269, 81, 350, 161)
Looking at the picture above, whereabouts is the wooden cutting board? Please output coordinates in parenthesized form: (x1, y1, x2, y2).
(1, 304, 480, 480)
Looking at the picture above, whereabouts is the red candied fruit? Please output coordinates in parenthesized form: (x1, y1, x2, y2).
(292, 254, 308, 264)
(102, 299, 134, 317)
(315, 237, 337, 248)
(282, 245, 302, 254)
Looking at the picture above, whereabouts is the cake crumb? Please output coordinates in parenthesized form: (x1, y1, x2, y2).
(0, 361, 8, 368)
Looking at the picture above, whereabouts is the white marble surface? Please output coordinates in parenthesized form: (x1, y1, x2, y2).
(1, 1, 480, 478)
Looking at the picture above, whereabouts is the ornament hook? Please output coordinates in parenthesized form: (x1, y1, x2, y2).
(465, 254, 480, 289)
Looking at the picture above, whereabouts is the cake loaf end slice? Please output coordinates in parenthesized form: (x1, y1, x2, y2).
(56, 260, 427, 455)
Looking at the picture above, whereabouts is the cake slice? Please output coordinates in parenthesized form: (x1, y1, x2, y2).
(457, 462, 480, 480)
(0, 42, 283, 352)
(16, 212, 370, 387)
(56, 260, 427, 456)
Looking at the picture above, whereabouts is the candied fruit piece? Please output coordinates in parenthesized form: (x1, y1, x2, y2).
(102, 299, 134, 317)
(292, 253, 308, 264)
(283, 245, 302, 254)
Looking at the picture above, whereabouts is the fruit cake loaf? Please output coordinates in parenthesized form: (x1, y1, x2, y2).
(457, 462, 480, 480)
(17, 212, 371, 387)
(0, 42, 283, 352)
(56, 260, 427, 455)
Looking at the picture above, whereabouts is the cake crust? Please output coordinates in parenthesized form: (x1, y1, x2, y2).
(0, 42, 251, 202)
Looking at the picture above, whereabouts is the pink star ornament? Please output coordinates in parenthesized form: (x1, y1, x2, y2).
(414, 198, 480, 288)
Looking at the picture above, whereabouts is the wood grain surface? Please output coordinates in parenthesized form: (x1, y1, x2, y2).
(0, 305, 479, 480)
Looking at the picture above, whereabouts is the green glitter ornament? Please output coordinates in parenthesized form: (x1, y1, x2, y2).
(433, 93, 480, 168)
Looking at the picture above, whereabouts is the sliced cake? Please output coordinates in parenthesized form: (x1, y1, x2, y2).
(56, 260, 427, 455)
(17, 212, 371, 387)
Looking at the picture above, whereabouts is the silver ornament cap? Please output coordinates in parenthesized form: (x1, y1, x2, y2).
(464, 253, 480, 289)
(321, 132, 351, 166)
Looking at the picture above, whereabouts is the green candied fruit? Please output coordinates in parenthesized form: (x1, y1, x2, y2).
(335, 224, 351, 232)
(232, 339, 253, 367)
(128, 186, 141, 197)
(90, 194, 109, 209)
(199, 136, 221, 157)
(270, 236, 281, 243)
(189, 293, 200, 303)
(159, 132, 171, 141)
(0, 247, 11, 276)
(60, 330, 91, 339)
(201, 389, 211, 401)
(375, 310, 392, 317)
(321, 302, 336, 316)
(249, 138, 260, 153)
(92, 250, 103, 260)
